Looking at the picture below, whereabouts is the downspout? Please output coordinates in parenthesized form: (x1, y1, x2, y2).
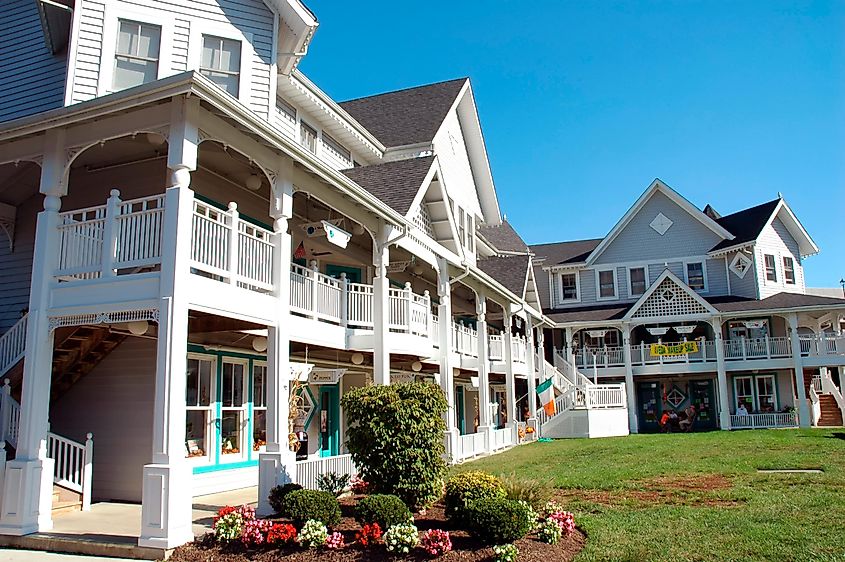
(449, 263, 471, 286)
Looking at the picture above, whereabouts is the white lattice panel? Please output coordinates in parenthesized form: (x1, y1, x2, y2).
(631, 277, 709, 319)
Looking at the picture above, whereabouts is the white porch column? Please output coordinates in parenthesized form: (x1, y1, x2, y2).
(621, 323, 638, 433)
(710, 317, 731, 430)
(436, 258, 459, 459)
(564, 326, 575, 380)
(788, 313, 811, 428)
(475, 294, 492, 449)
(524, 314, 538, 423)
(139, 97, 198, 549)
(258, 165, 295, 516)
(503, 313, 516, 428)
(0, 129, 67, 536)
(372, 223, 390, 386)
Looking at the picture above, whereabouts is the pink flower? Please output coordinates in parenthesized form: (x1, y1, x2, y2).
(240, 518, 273, 547)
(326, 531, 346, 550)
(421, 529, 452, 557)
(549, 510, 576, 534)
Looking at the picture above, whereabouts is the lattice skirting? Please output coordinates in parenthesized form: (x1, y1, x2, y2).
(48, 308, 159, 331)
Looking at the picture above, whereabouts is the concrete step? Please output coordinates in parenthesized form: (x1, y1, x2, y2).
(52, 500, 82, 517)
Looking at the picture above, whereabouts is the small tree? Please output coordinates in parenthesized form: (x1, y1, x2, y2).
(342, 382, 447, 508)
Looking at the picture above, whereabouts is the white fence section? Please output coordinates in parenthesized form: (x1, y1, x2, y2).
(452, 323, 478, 357)
(585, 384, 626, 408)
(491, 427, 515, 451)
(724, 337, 791, 361)
(295, 454, 356, 490)
(730, 412, 798, 429)
(47, 431, 94, 510)
(0, 380, 20, 448)
(800, 335, 845, 357)
(0, 314, 27, 378)
(455, 432, 487, 462)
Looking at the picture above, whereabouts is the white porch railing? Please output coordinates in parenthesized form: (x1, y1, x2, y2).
(455, 431, 487, 461)
(0, 314, 27, 378)
(295, 453, 356, 490)
(452, 323, 478, 357)
(47, 431, 94, 511)
(730, 412, 798, 429)
(724, 337, 791, 361)
(491, 427, 515, 451)
(1, 379, 20, 448)
(800, 335, 845, 357)
(585, 384, 627, 409)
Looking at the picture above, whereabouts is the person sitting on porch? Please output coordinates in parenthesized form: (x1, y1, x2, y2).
(737, 402, 749, 416)
(668, 409, 680, 431)
(679, 404, 697, 432)
(659, 411, 672, 432)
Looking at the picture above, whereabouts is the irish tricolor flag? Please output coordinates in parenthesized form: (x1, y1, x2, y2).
(536, 378, 556, 416)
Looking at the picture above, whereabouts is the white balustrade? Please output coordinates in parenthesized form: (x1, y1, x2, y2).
(456, 431, 487, 461)
(488, 334, 504, 361)
(511, 336, 527, 364)
(0, 379, 20, 448)
(730, 412, 797, 429)
(585, 384, 626, 408)
(295, 453, 356, 490)
(47, 431, 94, 510)
(408, 291, 431, 337)
(0, 314, 27, 377)
(452, 323, 479, 357)
(491, 427, 514, 451)
(800, 335, 845, 357)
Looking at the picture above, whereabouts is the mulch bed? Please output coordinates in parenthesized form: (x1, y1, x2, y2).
(171, 497, 586, 562)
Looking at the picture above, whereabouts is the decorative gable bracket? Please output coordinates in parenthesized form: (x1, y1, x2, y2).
(0, 202, 15, 252)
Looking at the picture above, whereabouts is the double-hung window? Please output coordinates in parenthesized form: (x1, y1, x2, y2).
(755, 375, 777, 411)
(686, 262, 705, 291)
(185, 356, 214, 460)
(764, 254, 777, 282)
(220, 360, 247, 457)
(783, 256, 795, 284)
(113, 20, 161, 91)
(597, 269, 616, 299)
(252, 362, 267, 451)
(560, 273, 579, 301)
(300, 122, 318, 154)
(200, 35, 241, 96)
(734, 376, 754, 411)
(629, 267, 646, 296)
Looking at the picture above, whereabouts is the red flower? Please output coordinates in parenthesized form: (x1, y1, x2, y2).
(355, 523, 382, 546)
(266, 523, 298, 545)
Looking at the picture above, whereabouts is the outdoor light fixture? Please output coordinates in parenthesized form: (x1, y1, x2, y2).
(411, 360, 423, 372)
(646, 327, 669, 336)
(351, 352, 364, 365)
(145, 132, 165, 146)
(245, 174, 262, 191)
(674, 325, 696, 334)
(127, 320, 149, 336)
(252, 336, 268, 352)
(322, 220, 352, 249)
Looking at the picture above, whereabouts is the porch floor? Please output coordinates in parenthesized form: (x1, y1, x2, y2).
(0, 487, 258, 560)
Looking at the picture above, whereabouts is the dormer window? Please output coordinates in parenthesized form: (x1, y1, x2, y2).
(200, 35, 242, 96)
(783, 256, 795, 284)
(764, 254, 777, 282)
(300, 122, 318, 154)
(559, 273, 579, 302)
(113, 20, 161, 91)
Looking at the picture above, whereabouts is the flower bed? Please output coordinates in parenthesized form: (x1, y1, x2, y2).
(171, 496, 585, 562)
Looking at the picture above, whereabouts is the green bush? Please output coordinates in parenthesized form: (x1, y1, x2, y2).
(464, 497, 535, 545)
(342, 382, 448, 509)
(268, 482, 303, 515)
(500, 473, 552, 511)
(354, 494, 413, 529)
(282, 489, 341, 528)
(317, 472, 350, 497)
(444, 471, 506, 522)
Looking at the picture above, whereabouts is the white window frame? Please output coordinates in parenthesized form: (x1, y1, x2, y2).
(595, 268, 618, 301)
(763, 253, 778, 284)
(299, 120, 319, 154)
(755, 374, 778, 412)
(219, 357, 249, 462)
(782, 255, 796, 285)
(558, 271, 581, 304)
(98, 6, 174, 97)
(684, 260, 708, 293)
(185, 353, 216, 465)
(627, 265, 648, 297)
(734, 376, 756, 412)
(188, 22, 253, 104)
(252, 360, 267, 454)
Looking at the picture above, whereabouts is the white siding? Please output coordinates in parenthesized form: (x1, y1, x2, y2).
(49, 337, 156, 503)
(0, 0, 68, 122)
(172, 18, 191, 72)
(755, 216, 805, 299)
(433, 110, 483, 220)
(70, 0, 106, 104)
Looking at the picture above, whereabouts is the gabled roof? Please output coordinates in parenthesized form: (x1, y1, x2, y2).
(338, 78, 468, 148)
(266, 0, 318, 75)
(478, 219, 529, 254)
(586, 179, 734, 265)
(712, 292, 845, 313)
(623, 269, 717, 321)
(530, 238, 602, 268)
(340, 156, 436, 215)
(477, 255, 531, 298)
(710, 199, 780, 252)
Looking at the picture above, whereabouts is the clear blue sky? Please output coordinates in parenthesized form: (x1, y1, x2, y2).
(300, 1, 845, 288)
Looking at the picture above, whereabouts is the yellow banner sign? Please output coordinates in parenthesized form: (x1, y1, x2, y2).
(650, 341, 699, 357)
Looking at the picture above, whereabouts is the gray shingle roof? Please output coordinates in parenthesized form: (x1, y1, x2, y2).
(340, 156, 434, 215)
(711, 292, 845, 313)
(477, 255, 530, 297)
(530, 238, 602, 266)
(544, 304, 630, 324)
(710, 199, 780, 252)
(338, 78, 467, 148)
(479, 219, 529, 253)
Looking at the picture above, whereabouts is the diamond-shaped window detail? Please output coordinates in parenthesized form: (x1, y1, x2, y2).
(665, 386, 686, 408)
(650, 212, 673, 236)
(661, 288, 675, 302)
(729, 252, 752, 279)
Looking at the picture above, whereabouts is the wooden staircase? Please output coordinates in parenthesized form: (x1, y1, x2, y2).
(50, 326, 127, 400)
(52, 484, 83, 517)
(817, 395, 843, 427)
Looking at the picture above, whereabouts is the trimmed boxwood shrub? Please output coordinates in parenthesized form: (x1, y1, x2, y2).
(283, 489, 341, 528)
(268, 482, 303, 515)
(444, 471, 506, 522)
(342, 382, 447, 509)
(464, 497, 535, 545)
(354, 494, 412, 529)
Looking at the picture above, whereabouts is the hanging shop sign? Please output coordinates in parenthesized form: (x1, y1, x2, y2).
(309, 368, 345, 385)
(742, 320, 766, 329)
(390, 372, 416, 385)
(587, 330, 608, 339)
(650, 341, 699, 357)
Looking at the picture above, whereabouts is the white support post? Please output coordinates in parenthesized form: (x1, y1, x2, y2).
(0, 128, 67, 536)
(564, 326, 575, 377)
(101, 189, 121, 278)
(476, 293, 492, 451)
(81, 433, 93, 512)
(524, 314, 538, 425)
(622, 324, 638, 433)
(227, 202, 239, 285)
(436, 258, 459, 461)
(503, 313, 516, 429)
(788, 313, 811, 428)
(258, 160, 295, 516)
(339, 273, 348, 328)
(372, 224, 390, 386)
(710, 317, 731, 430)
(309, 261, 318, 320)
(403, 282, 413, 334)
(139, 96, 198, 550)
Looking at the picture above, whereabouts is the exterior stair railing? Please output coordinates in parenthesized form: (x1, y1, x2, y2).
(0, 314, 27, 378)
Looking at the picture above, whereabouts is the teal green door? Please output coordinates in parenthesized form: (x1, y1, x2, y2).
(637, 382, 662, 433)
(325, 265, 362, 283)
(455, 386, 466, 434)
(689, 380, 716, 429)
(318, 385, 340, 457)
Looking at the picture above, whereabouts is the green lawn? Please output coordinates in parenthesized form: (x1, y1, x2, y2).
(459, 429, 845, 562)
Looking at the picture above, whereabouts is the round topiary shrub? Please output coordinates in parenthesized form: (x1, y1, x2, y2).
(354, 494, 413, 529)
(444, 471, 506, 523)
(463, 497, 535, 545)
(283, 489, 341, 528)
(268, 482, 303, 515)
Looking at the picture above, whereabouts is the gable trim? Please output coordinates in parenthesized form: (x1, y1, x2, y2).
(623, 268, 718, 321)
(767, 199, 820, 258)
(586, 179, 735, 266)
